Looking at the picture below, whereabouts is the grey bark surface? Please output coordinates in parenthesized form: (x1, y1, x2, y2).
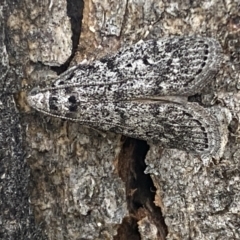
(1, 0, 240, 240)
(0, 2, 47, 239)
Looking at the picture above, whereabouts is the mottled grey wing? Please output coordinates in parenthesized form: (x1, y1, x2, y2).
(27, 36, 222, 156)
(65, 101, 220, 156)
(49, 36, 222, 101)
(27, 89, 221, 156)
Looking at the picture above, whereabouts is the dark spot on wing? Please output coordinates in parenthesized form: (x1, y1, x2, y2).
(49, 103, 58, 111)
(69, 104, 78, 112)
(68, 95, 77, 104)
(99, 57, 115, 70)
(143, 56, 152, 65)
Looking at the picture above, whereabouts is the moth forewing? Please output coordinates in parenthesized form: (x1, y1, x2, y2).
(49, 36, 222, 100)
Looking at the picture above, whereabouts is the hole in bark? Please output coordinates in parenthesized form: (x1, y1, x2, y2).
(115, 138, 168, 240)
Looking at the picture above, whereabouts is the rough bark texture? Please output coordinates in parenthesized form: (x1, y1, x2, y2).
(0, 2, 47, 239)
(1, 0, 240, 239)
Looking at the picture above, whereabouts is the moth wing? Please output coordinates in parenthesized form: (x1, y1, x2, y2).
(32, 92, 221, 157)
(50, 36, 222, 101)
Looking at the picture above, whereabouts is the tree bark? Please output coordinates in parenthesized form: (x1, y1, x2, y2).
(1, 0, 240, 239)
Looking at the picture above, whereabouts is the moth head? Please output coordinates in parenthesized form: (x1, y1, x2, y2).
(27, 87, 77, 118)
(27, 87, 52, 113)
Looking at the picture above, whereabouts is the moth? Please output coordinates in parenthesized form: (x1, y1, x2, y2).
(27, 36, 223, 157)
